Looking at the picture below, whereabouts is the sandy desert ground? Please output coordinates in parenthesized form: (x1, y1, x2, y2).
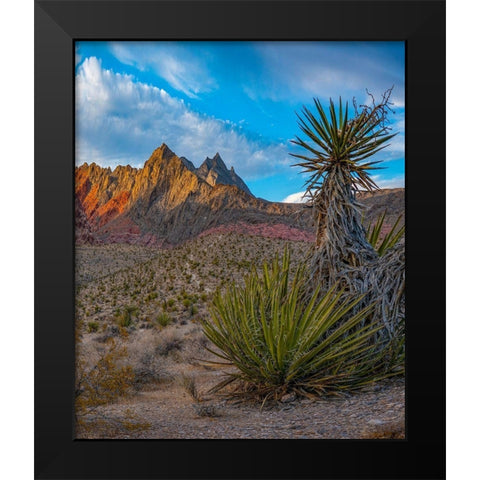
(75, 233, 405, 439)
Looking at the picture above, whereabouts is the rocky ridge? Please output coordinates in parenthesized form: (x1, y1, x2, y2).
(75, 144, 313, 246)
(75, 143, 404, 246)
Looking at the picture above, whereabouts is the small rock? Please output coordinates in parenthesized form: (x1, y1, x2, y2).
(280, 393, 296, 403)
(368, 419, 386, 426)
(193, 403, 221, 418)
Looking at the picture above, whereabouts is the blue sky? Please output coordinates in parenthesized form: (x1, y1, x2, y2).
(75, 41, 405, 202)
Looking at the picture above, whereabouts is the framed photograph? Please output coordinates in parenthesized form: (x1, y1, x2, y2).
(35, 0, 445, 478)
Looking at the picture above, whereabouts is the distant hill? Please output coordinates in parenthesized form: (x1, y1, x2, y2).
(357, 188, 405, 227)
(75, 143, 404, 246)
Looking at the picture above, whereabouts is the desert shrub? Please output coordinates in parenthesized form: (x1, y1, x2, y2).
(75, 338, 134, 417)
(115, 305, 138, 328)
(155, 312, 171, 327)
(155, 335, 183, 357)
(145, 292, 158, 302)
(132, 353, 164, 390)
(96, 324, 120, 343)
(77, 407, 151, 438)
(119, 409, 152, 433)
(201, 250, 403, 400)
(181, 373, 201, 402)
(366, 212, 405, 256)
(180, 374, 220, 417)
(87, 321, 99, 333)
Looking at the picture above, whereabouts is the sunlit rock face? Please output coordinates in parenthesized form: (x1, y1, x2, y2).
(75, 143, 403, 246)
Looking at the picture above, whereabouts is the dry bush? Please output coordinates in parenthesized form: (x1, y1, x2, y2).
(75, 333, 165, 436)
(76, 338, 134, 410)
(124, 330, 175, 389)
(176, 325, 211, 364)
(180, 372, 222, 418)
(181, 373, 201, 402)
(155, 329, 184, 358)
(75, 338, 136, 435)
(95, 324, 121, 343)
(78, 409, 152, 439)
(131, 352, 165, 391)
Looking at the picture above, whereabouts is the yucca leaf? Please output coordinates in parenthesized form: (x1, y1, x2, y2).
(292, 95, 397, 195)
(367, 212, 405, 255)
(201, 251, 403, 399)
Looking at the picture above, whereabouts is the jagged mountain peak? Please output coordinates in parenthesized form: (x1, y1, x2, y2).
(147, 143, 177, 163)
(75, 152, 315, 247)
(77, 144, 254, 220)
(159, 142, 174, 154)
(197, 152, 252, 195)
(112, 164, 137, 174)
(179, 156, 196, 172)
(79, 144, 252, 196)
(200, 153, 227, 171)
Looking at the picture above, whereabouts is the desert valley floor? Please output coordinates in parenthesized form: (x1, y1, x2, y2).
(75, 233, 405, 439)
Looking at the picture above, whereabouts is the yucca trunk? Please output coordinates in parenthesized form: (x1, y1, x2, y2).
(310, 165, 377, 288)
(308, 165, 405, 343)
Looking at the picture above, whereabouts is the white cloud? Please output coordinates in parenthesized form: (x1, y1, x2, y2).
(385, 136, 405, 157)
(109, 42, 217, 98)
(382, 110, 405, 158)
(391, 96, 405, 108)
(75, 57, 289, 179)
(282, 191, 308, 203)
(371, 175, 405, 189)
(252, 42, 405, 106)
(283, 173, 405, 202)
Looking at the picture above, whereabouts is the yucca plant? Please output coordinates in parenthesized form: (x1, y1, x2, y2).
(290, 90, 405, 343)
(367, 212, 405, 256)
(201, 250, 403, 400)
(291, 90, 396, 284)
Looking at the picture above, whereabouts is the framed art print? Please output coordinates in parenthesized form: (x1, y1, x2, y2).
(35, 1, 445, 479)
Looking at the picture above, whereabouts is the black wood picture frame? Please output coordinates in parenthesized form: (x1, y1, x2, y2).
(35, 1, 445, 478)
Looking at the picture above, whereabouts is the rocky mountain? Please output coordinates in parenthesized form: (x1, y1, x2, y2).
(75, 144, 314, 246)
(75, 143, 404, 246)
(357, 188, 405, 227)
(196, 153, 252, 195)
